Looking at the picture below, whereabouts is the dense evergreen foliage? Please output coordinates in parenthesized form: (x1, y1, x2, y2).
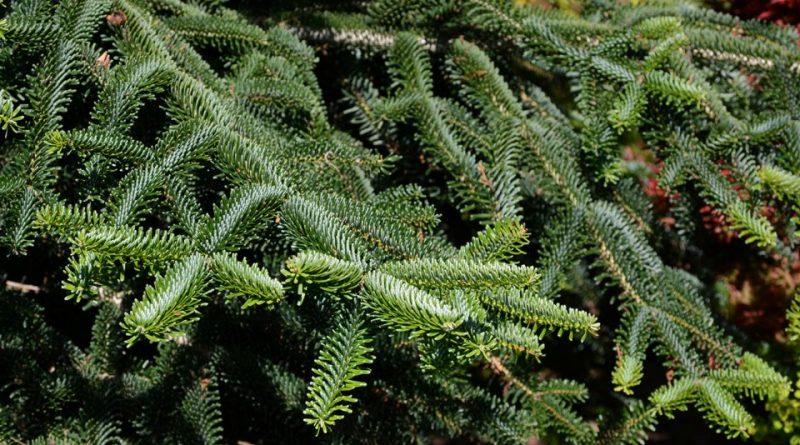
(1, 0, 800, 443)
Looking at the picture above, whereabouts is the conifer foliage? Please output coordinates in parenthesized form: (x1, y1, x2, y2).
(0, 0, 798, 443)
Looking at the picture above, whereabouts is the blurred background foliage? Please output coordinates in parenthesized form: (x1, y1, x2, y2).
(498, 1, 800, 443)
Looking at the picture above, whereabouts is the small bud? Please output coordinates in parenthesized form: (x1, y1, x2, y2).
(96, 51, 111, 70)
(106, 10, 127, 27)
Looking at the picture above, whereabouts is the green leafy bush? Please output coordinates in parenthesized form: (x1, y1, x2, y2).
(0, 0, 799, 443)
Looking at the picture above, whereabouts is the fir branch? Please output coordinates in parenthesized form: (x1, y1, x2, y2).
(380, 258, 539, 290)
(362, 271, 465, 338)
(303, 308, 374, 434)
(122, 253, 210, 344)
(211, 253, 284, 309)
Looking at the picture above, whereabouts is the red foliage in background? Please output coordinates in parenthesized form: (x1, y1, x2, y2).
(716, 0, 800, 32)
